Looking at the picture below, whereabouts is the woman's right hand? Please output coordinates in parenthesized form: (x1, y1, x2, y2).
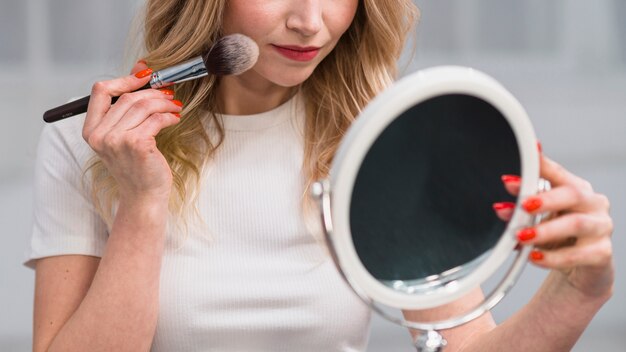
(82, 68, 183, 204)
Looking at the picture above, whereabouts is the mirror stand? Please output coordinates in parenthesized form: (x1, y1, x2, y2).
(413, 330, 446, 352)
(312, 179, 549, 351)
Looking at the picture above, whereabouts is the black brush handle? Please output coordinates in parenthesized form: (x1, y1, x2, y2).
(43, 83, 151, 123)
(43, 95, 93, 123)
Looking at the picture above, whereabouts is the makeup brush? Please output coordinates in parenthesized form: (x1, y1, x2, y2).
(43, 33, 259, 123)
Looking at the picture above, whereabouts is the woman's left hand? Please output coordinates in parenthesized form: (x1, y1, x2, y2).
(505, 152, 614, 299)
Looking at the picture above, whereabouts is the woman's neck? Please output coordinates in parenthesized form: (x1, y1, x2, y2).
(216, 72, 297, 115)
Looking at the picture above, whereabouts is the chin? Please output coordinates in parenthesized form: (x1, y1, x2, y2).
(273, 77, 311, 87)
(275, 73, 316, 87)
(261, 66, 317, 88)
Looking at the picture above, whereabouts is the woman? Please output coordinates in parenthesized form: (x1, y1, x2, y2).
(28, 1, 613, 351)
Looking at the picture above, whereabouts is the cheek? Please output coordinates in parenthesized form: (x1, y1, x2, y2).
(222, 1, 280, 37)
(328, 1, 359, 36)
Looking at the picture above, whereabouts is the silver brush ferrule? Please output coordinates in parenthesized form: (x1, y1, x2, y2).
(149, 56, 207, 88)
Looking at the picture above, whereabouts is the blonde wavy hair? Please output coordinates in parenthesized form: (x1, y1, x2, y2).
(86, 0, 419, 233)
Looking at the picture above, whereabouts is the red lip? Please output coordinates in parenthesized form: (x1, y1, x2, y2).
(272, 44, 321, 62)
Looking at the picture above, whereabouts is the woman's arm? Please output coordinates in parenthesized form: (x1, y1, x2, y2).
(34, 61, 182, 351)
(34, 255, 99, 351)
(461, 269, 612, 352)
(34, 199, 169, 352)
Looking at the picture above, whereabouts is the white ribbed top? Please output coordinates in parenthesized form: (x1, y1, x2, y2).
(26, 95, 372, 351)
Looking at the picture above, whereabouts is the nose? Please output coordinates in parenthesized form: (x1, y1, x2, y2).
(286, 0, 322, 37)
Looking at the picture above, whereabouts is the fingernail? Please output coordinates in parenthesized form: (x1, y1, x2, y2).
(137, 59, 147, 65)
(493, 202, 515, 221)
(494, 207, 513, 221)
(517, 227, 537, 242)
(172, 112, 181, 118)
(522, 197, 542, 212)
(134, 68, 153, 78)
(492, 202, 515, 211)
(537, 141, 543, 154)
(530, 250, 544, 261)
(171, 100, 183, 107)
(158, 88, 175, 96)
(501, 175, 521, 184)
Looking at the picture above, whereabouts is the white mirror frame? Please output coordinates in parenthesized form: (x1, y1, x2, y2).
(318, 66, 541, 310)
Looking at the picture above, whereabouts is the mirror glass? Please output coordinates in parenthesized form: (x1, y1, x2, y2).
(349, 94, 520, 294)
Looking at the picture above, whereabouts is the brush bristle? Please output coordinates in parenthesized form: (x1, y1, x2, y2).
(203, 34, 259, 76)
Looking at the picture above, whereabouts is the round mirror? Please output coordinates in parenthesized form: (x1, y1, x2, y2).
(351, 92, 520, 292)
(314, 67, 542, 317)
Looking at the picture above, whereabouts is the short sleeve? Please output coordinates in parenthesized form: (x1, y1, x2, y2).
(24, 115, 109, 269)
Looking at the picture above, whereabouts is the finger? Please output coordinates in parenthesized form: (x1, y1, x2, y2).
(130, 59, 149, 75)
(131, 112, 181, 138)
(540, 153, 591, 190)
(516, 212, 613, 245)
(112, 98, 183, 132)
(83, 69, 154, 139)
(96, 88, 175, 133)
(528, 237, 613, 270)
(520, 184, 605, 214)
(492, 202, 515, 221)
(501, 174, 521, 196)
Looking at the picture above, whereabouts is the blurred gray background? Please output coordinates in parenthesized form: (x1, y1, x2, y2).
(1, 0, 624, 351)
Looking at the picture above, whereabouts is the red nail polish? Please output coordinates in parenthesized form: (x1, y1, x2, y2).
(493, 202, 515, 211)
(158, 88, 175, 96)
(134, 68, 153, 78)
(517, 228, 536, 241)
(501, 175, 521, 183)
(530, 250, 544, 261)
(171, 100, 183, 107)
(172, 113, 181, 118)
(522, 197, 542, 212)
(537, 141, 543, 154)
